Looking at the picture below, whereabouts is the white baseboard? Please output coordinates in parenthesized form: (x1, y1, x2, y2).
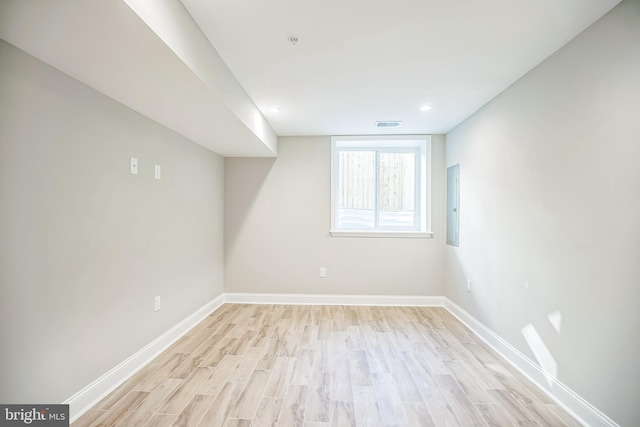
(224, 292, 444, 306)
(64, 294, 225, 423)
(443, 297, 619, 427)
(63, 293, 616, 427)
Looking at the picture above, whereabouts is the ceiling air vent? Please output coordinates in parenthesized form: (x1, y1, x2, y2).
(375, 121, 402, 128)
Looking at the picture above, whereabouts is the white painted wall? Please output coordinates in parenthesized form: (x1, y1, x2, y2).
(122, 0, 278, 154)
(0, 40, 225, 403)
(224, 135, 446, 296)
(0, 0, 275, 157)
(444, 1, 640, 425)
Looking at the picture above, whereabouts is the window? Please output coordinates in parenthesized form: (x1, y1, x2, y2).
(330, 135, 432, 237)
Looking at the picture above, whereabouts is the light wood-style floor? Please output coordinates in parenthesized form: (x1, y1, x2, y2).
(73, 304, 582, 427)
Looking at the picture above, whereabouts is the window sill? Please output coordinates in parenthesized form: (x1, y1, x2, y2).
(329, 230, 434, 238)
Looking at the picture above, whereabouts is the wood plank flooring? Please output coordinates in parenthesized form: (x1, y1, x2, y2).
(73, 304, 581, 426)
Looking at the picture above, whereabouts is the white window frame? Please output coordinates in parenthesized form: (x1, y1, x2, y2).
(330, 135, 433, 238)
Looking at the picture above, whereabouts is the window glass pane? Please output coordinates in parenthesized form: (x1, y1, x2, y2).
(337, 151, 375, 228)
(378, 152, 415, 228)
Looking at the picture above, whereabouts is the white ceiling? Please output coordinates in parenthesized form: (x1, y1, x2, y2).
(0, 0, 622, 156)
(181, 0, 621, 136)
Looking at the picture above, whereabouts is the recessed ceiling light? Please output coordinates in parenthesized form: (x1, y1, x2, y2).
(419, 105, 432, 111)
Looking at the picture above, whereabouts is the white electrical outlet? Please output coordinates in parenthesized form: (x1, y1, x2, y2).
(155, 164, 161, 180)
(466, 279, 471, 293)
(130, 157, 138, 175)
(154, 295, 161, 311)
(320, 267, 327, 278)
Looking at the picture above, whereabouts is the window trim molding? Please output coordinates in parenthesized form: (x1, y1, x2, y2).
(329, 230, 434, 239)
(330, 135, 432, 237)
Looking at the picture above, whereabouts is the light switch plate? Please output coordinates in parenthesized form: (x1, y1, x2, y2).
(130, 157, 138, 175)
(155, 164, 161, 180)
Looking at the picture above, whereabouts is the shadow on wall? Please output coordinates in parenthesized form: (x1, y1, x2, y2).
(224, 157, 277, 256)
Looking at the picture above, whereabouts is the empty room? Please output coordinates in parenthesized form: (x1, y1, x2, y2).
(1, 0, 638, 426)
